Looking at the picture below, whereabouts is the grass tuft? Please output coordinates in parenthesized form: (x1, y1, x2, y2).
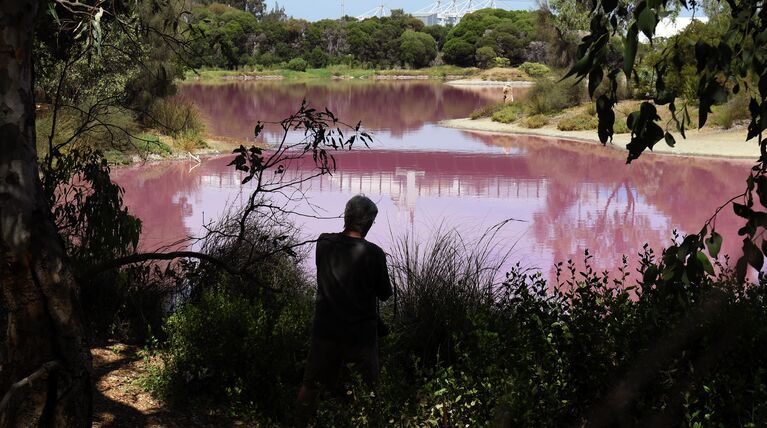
(557, 113, 599, 131)
(491, 103, 523, 124)
(519, 114, 549, 128)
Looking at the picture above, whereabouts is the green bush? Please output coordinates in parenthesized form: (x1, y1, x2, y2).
(557, 113, 599, 131)
(442, 38, 476, 67)
(519, 61, 551, 77)
(133, 134, 172, 156)
(614, 117, 630, 134)
(147, 210, 315, 421)
(144, 223, 767, 426)
(475, 46, 497, 69)
(154, 287, 312, 419)
(286, 57, 308, 72)
(519, 114, 548, 128)
(103, 149, 130, 165)
(379, 231, 767, 426)
(81, 264, 181, 343)
(306, 47, 329, 68)
(146, 97, 205, 139)
(523, 77, 585, 115)
(491, 103, 523, 124)
(37, 105, 142, 154)
(494, 57, 511, 68)
(712, 92, 750, 129)
(399, 30, 438, 68)
(470, 102, 505, 120)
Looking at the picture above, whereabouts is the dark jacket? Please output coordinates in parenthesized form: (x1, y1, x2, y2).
(312, 232, 393, 345)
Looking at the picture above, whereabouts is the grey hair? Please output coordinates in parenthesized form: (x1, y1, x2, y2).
(344, 194, 378, 234)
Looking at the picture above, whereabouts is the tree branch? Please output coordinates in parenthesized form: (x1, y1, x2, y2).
(0, 361, 62, 413)
(86, 251, 239, 276)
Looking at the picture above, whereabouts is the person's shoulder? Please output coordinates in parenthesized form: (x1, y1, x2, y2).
(316, 233, 339, 247)
(364, 240, 386, 257)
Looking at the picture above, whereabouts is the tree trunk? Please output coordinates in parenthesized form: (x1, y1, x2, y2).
(0, 1, 92, 426)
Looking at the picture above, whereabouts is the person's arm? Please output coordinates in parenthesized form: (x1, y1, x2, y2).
(376, 250, 393, 301)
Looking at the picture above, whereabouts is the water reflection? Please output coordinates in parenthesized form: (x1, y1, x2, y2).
(180, 80, 510, 142)
(111, 81, 754, 282)
(112, 135, 750, 281)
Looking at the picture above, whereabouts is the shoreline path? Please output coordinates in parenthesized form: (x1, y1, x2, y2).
(441, 117, 759, 161)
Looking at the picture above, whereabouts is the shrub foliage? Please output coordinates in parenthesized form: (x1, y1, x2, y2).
(147, 228, 767, 426)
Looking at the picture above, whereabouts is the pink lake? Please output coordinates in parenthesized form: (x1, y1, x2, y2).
(111, 81, 753, 282)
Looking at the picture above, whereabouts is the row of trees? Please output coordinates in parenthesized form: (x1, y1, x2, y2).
(187, 4, 547, 69)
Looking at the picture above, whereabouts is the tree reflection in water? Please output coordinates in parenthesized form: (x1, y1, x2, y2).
(111, 82, 752, 282)
(112, 133, 750, 282)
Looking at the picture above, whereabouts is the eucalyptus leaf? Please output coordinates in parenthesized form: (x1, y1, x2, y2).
(664, 132, 676, 147)
(637, 8, 657, 40)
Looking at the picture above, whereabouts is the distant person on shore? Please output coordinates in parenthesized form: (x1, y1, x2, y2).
(295, 194, 393, 427)
(503, 84, 513, 103)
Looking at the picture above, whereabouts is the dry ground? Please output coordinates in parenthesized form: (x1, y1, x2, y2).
(441, 117, 758, 160)
(91, 344, 244, 428)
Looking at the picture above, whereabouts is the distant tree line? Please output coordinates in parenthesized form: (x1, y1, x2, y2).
(187, 3, 554, 69)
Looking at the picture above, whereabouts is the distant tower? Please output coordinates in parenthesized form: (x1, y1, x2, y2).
(340, 0, 345, 16)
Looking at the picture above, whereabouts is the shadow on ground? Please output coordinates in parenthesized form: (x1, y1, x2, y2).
(91, 344, 240, 427)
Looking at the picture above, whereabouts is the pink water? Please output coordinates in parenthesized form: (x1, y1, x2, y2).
(111, 81, 753, 282)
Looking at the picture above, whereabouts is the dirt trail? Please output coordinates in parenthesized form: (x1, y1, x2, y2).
(92, 345, 240, 427)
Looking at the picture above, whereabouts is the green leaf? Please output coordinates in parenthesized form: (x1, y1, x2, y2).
(596, 95, 615, 144)
(661, 266, 677, 281)
(645, 122, 665, 150)
(756, 175, 767, 208)
(706, 231, 723, 258)
(588, 67, 604, 98)
(563, 54, 592, 80)
(736, 255, 748, 283)
(643, 265, 659, 283)
(664, 132, 676, 147)
(637, 8, 657, 40)
(696, 251, 715, 275)
(744, 238, 764, 271)
(624, 24, 639, 76)
(733, 202, 753, 219)
(48, 2, 60, 24)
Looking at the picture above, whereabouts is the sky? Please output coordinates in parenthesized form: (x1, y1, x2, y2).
(268, 0, 538, 21)
(269, 0, 701, 22)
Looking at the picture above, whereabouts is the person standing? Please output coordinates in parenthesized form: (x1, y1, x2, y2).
(295, 194, 393, 426)
(503, 84, 513, 103)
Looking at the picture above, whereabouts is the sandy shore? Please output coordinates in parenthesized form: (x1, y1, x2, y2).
(441, 117, 759, 160)
(445, 79, 535, 87)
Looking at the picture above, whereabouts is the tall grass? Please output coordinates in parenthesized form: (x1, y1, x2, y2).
(712, 91, 750, 129)
(470, 101, 505, 120)
(386, 223, 513, 366)
(523, 77, 586, 115)
(145, 96, 205, 139)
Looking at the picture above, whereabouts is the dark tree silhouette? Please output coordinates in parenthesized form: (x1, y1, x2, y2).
(0, 1, 92, 425)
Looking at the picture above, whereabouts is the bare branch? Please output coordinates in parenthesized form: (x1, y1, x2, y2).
(86, 251, 240, 277)
(0, 361, 62, 413)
